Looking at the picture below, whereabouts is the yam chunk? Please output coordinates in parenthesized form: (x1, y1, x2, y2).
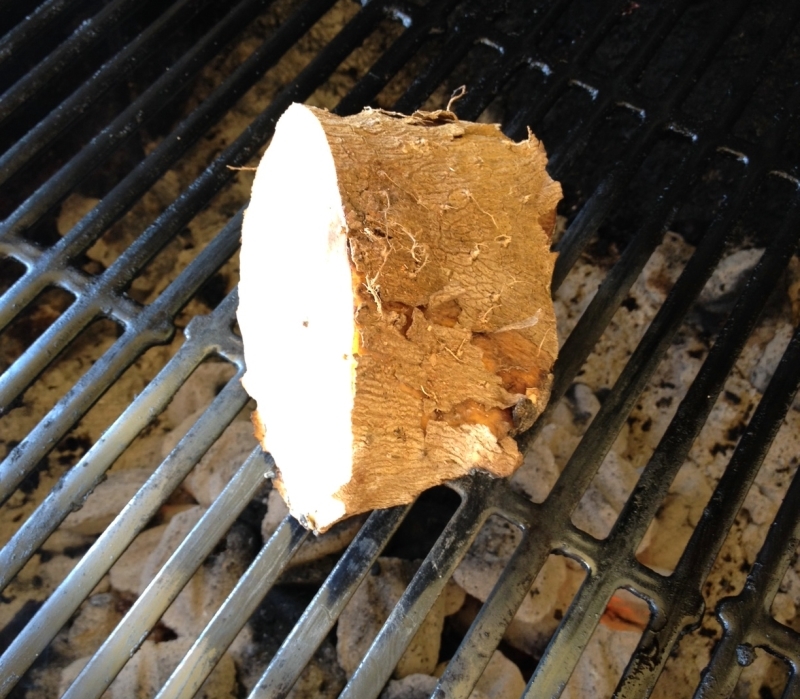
(237, 103, 561, 532)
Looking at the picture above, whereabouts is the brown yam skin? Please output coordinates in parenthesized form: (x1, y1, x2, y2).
(262, 107, 561, 527)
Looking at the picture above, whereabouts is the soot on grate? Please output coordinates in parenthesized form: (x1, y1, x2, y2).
(0, 0, 800, 698)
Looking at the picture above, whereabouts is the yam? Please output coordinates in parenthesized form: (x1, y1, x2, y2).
(237, 103, 561, 532)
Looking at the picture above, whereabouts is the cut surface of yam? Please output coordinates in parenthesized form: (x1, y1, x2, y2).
(238, 102, 561, 533)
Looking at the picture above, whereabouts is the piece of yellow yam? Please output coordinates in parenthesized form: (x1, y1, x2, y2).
(237, 103, 561, 532)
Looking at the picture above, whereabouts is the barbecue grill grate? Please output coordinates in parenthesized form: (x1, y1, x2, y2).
(1, 0, 800, 697)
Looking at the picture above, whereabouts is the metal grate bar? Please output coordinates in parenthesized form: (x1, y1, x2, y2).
(334, 0, 462, 116)
(389, 16, 489, 114)
(433, 503, 597, 697)
(434, 140, 774, 696)
(541, 4, 692, 275)
(617, 301, 800, 698)
(154, 516, 310, 699)
(696, 386, 800, 697)
(0, 292, 247, 696)
(0, 218, 243, 590)
(0, 0, 143, 126)
(0, 279, 243, 585)
(541, 89, 800, 512)
(339, 475, 495, 699)
(60, 446, 271, 699)
(0, 0, 215, 188)
(547, 184, 744, 497)
(0, 0, 84, 71)
(507, 1, 690, 158)
(392, 0, 577, 115)
(547, 0, 773, 293)
(0, 0, 273, 236)
(753, 619, 800, 675)
(0, 332, 204, 591)
(525, 194, 800, 698)
(751, 619, 800, 678)
(434, 518, 546, 698)
(612, 200, 800, 556)
(0, 234, 133, 320)
(249, 506, 410, 699)
(783, 675, 800, 699)
(0, 0, 338, 334)
(0, 210, 241, 505)
(454, 0, 632, 123)
(552, 5, 795, 293)
(532, 2, 800, 448)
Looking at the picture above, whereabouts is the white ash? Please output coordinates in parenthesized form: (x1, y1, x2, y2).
(452, 517, 571, 633)
(160, 520, 258, 639)
(109, 523, 170, 597)
(164, 362, 237, 432)
(381, 674, 441, 699)
(169, 419, 257, 507)
(381, 649, 525, 699)
(336, 557, 464, 679)
(61, 468, 154, 536)
(561, 624, 642, 699)
(62, 593, 124, 662)
(59, 638, 238, 699)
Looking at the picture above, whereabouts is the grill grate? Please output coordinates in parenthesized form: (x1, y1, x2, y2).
(1, 0, 800, 697)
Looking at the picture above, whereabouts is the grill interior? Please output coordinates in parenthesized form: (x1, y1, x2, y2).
(1, 0, 800, 697)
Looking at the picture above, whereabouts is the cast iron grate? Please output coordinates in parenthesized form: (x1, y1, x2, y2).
(0, 0, 799, 697)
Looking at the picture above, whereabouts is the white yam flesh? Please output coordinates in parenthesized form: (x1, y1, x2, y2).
(238, 104, 355, 529)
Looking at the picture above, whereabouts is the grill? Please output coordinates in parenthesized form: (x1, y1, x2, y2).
(1, 0, 800, 697)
